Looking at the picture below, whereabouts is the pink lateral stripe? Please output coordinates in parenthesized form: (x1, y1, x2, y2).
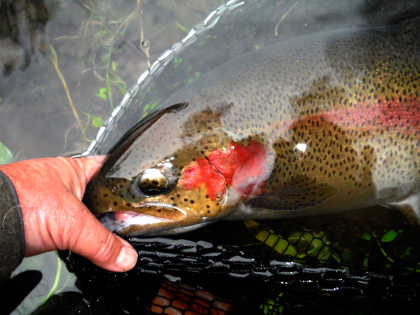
(268, 96, 420, 137)
(319, 96, 420, 131)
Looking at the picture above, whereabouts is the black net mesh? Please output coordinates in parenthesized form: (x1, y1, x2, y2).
(61, 206, 420, 314)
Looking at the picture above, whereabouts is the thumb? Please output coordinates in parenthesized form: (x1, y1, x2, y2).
(78, 155, 107, 181)
(69, 155, 107, 186)
(69, 203, 138, 272)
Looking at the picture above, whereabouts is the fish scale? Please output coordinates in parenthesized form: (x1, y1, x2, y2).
(84, 19, 420, 236)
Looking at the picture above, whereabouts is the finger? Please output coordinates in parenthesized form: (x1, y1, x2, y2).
(57, 156, 107, 198)
(72, 155, 107, 183)
(80, 155, 107, 180)
(68, 203, 138, 272)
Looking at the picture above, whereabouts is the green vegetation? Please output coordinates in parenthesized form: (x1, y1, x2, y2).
(91, 115, 104, 128)
(246, 220, 341, 263)
(47, 0, 221, 148)
(260, 297, 284, 315)
(0, 141, 13, 165)
(380, 229, 399, 242)
(49, 0, 137, 145)
(141, 101, 159, 118)
(41, 253, 62, 305)
(245, 219, 420, 272)
(175, 21, 189, 34)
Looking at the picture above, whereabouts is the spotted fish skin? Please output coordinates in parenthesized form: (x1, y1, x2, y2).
(84, 19, 420, 235)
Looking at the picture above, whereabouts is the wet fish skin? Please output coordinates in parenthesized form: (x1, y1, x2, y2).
(84, 20, 420, 235)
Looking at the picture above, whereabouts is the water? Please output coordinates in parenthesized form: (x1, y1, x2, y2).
(0, 0, 224, 159)
(1, 0, 419, 314)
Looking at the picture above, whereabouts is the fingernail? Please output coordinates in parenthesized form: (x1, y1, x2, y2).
(116, 246, 138, 270)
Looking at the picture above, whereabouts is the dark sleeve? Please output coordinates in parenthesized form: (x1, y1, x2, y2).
(0, 170, 25, 286)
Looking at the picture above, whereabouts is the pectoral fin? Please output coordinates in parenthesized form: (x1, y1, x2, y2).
(383, 193, 420, 225)
(241, 176, 336, 218)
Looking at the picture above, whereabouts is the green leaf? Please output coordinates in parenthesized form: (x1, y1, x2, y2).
(273, 239, 288, 253)
(360, 233, 372, 241)
(92, 116, 104, 128)
(318, 246, 332, 262)
(256, 230, 269, 242)
(175, 22, 189, 34)
(306, 239, 321, 255)
(265, 234, 279, 248)
(41, 252, 62, 305)
(381, 230, 398, 243)
(0, 141, 13, 165)
(284, 244, 297, 257)
(111, 61, 117, 71)
(142, 102, 158, 118)
(401, 246, 413, 258)
(97, 87, 108, 100)
(105, 72, 113, 109)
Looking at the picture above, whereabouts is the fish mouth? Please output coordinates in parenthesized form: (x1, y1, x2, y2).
(99, 202, 200, 236)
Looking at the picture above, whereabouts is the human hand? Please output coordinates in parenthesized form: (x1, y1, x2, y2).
(0, 156, 137, 272)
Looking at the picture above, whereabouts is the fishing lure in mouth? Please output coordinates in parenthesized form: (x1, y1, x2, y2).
(84, 19, 420, 236)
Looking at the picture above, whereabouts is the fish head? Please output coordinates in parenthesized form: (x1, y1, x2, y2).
(87, 154, 228, 236)
(85, 103, 270, 235)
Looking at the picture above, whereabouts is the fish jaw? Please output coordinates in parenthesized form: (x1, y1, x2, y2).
(99, 205, 192, 236)
(99, 211, 173, 235)
(89, 193, 218, 236)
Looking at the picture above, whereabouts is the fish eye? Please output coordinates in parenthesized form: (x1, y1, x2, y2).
(138, 169, 168, 196)
(131, 166, 177, 198)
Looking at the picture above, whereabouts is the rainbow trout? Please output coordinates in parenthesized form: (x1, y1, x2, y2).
(84, 20, 420, 235)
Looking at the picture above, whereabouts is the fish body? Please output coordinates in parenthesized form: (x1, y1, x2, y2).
(84, 20, 420, 235)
